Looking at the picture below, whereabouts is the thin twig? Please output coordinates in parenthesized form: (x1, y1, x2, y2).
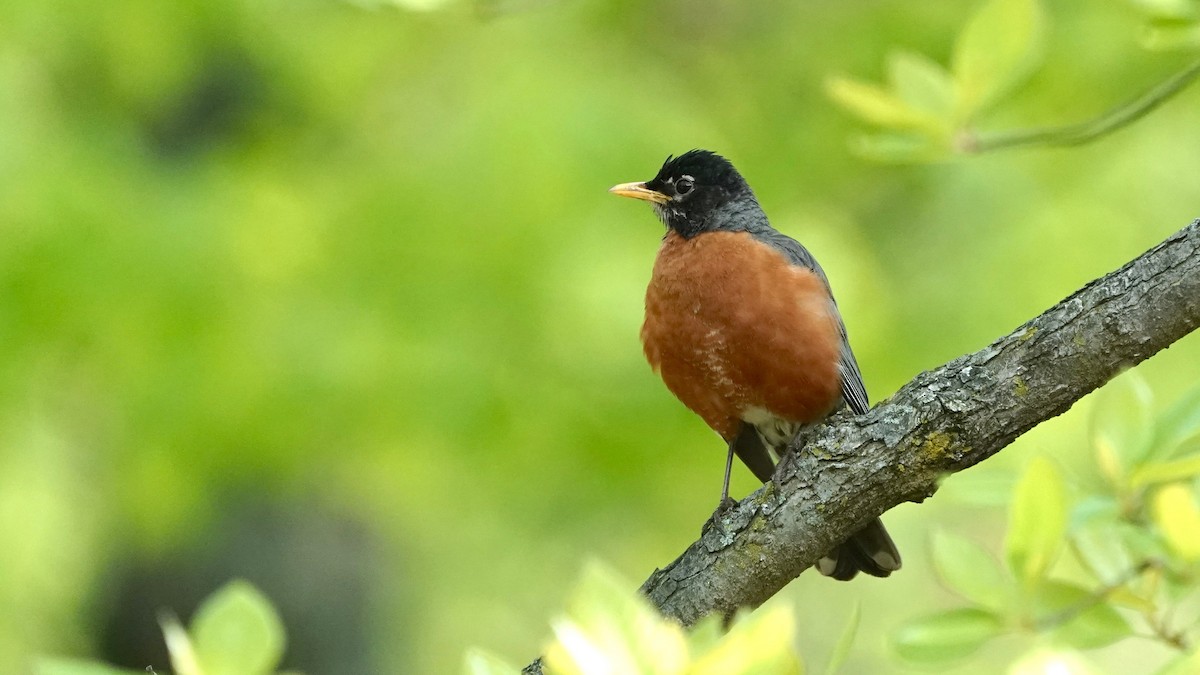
(962, 58, 1200, 153)
(1033, 560, 1156, 631)
(1145, 611, 1191, 652)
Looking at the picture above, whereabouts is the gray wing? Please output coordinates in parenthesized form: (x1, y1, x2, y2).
(751, 229, 871, 415)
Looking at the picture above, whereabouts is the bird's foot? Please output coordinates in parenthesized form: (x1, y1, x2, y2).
(712, 496, 738, 519)
(701, 496, 739, 536)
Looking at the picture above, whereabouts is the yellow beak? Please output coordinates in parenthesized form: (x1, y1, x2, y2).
(608, 181, 670, 205)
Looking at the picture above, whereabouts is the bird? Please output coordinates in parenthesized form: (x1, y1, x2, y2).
(609, 149, 901, 581)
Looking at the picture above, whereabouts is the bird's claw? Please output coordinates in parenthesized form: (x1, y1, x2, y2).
(713, 496, 738, 519)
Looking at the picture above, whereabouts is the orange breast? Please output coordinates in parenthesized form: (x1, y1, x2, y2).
(641, 230, 843, 441)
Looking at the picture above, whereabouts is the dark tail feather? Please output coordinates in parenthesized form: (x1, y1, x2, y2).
(731, 422, 776, 483)
(816, 517, 902, 581)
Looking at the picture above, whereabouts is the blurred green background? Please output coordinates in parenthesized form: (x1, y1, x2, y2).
(1, 0, 1198, 673)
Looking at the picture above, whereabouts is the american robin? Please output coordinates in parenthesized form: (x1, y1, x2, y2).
(609, 150, 901, 580)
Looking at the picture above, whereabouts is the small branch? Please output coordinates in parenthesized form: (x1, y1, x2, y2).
(1033, 560, 1156, 632)
(524, 220, 1200, 673)
(1145, 612, 1192, 652)
(962, 58, 1200, 153)
(1139, 570, 1194, 653)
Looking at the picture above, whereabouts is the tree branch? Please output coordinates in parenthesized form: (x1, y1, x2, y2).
(524, 219, 1200, 674)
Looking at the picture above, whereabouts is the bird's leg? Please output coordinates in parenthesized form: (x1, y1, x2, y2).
(715, 439, 737, 515)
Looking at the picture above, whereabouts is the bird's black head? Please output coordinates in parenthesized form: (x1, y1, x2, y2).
(610, 150, 759, 238)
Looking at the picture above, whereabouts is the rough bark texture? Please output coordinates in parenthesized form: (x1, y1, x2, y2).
(523, 220, 1200, 675)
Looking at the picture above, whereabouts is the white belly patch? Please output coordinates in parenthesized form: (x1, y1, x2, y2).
(742, 406, 801, 457)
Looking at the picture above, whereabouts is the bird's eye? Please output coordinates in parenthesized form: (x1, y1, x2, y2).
(675, 176, 694, 196)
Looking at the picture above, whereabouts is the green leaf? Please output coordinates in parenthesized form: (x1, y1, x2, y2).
(823, 604, 860, 675)
(1115, 520, 1173, 565)
(190, 580, 287, 675)
(161, 612, 202, 675)
(887, 51, 958, 121)
(1131, 0, 1199, 20)
(952, 0, 1046, 118)
(931, 530, 1009, 611)
(1152, 483, 1200, 561)
(1090, 369, 1155, 485)
(891, 608, 1004, 664)
(1069, 495, 1121, 530)
(850, 133, 948, 163)
(1006, 456, 1068, 585)
(463, 649, 521, 675)
(1009, 648, 1101, 674)
(1104, 586, 1158, 614)
(364, 0, 455, 11)
(1132, 453, 1200, 487)
(825, 76, 935, 129)
(690, 604, 803, 675)
(1157, 648, 1200, 675)
(1152, 384, 1200, 459)
(937, 470, 1016, 507)
(1033, 581, 1132, 649)
(1143, 22, 1200, 51)
(32, 659, 144, 675)
(686, 613, 728, 656)
(1071, 517, 1134, 584)
(544, 561, 688, 675)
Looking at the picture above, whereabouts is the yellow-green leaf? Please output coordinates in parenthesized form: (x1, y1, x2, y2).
(1090, 369, 1155, 485)
(823, 604, 860, 675)
(1131, 0, 1198, 20)
(1105, 586, 1157, 613)
(464, 649, 522, 675)
(190, 580, 286, 675)
(952, 0, 1046, 118)
(365, 0, 455, 11)
(1071, 516, 1134, 584)
(543, 561, 688, 675)
(1116, 519, 1173, 564)
(1009, 648, 1102, 675)
(1133, 453, 1200, 487)
(937, 470, 1017, 507)
(685, 613, 727, 656)
(1005, 456, 1067, 585)
(32, 659, 144, 675)
(850, 133, 948, 163)
(1143, 22, 1200, 51)
(1033, 581, 1132, 649)
(825, 76, 935, 129)
(543, 563, 805, 675)
(892, 608, 1003, 664)
(887, 51, 958, 121)
(1152, 483, 1200, 561)
(1153, 384, 1200, 459)
(160, 612, 202, 675)
(1157, 647, 1200, 675)
(931, 530, 1009, 611)
(690, 604, 803, 675)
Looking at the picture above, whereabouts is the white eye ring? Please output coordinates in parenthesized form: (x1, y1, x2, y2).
(675, 175, 695, 196)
